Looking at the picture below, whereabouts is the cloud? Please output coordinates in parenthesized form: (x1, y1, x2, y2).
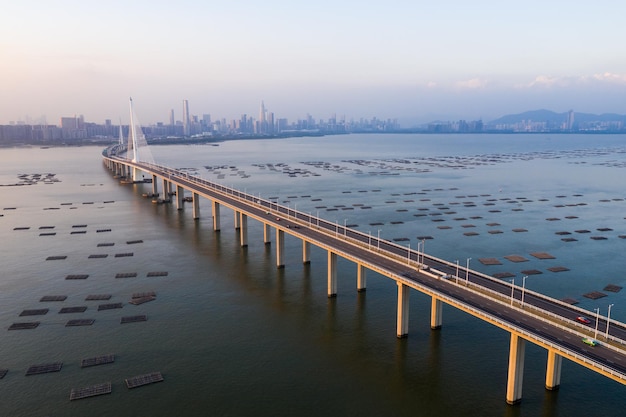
(592, 72, 626, 84)
(523, 73, 626, 89)
(456, 78, 488, 89)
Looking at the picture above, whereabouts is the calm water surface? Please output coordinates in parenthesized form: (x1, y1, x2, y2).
(1, 134, 626, 416)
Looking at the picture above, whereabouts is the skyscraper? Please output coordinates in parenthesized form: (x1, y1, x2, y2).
(169, 109, 175, 126)
(259, 101, 266, 134)
(182, 100, 191, 136)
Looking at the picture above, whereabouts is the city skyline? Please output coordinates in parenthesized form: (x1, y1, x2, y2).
(2, 1, 626, 125)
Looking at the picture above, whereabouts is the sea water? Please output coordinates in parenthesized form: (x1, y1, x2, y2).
(1, 133, 625, 416)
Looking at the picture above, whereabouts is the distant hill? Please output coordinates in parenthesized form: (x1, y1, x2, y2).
(489, 110, 626, 126)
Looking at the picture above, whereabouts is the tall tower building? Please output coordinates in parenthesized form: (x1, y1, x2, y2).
(259, 100, 267, 133)
(567, 110, 575, 130)
(182, 100, 191, 136)
(170, 109, 175, 126)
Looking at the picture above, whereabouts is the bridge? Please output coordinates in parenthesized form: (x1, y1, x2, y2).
(103, 145, 626, 405)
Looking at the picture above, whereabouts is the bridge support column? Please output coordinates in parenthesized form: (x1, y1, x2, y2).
(234, 211, 241, 230)
(192, 192, 200, 219)
(132, 166, 141, 182)
(396, 282, 410, 338)
(152, 174, 158, 195)
(430, 297, 443, 330)
(163, 179, 172, 200)
(263, 223, 271, 244)
(327, 251, 337, 297)
(545, 350, 562, 391)
(276, 229, 285, 268)
(176, 186, 184, 210)
(357, 264, 367, 292)
(239, 213, 248, 247)
(302, 241, 310, 264)
(506, 334, 526, 405)
(212, 201, 221, 231)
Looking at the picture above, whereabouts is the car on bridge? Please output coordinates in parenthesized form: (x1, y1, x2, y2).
(582, 337, 598, 347)
(576, 316, 592, 324)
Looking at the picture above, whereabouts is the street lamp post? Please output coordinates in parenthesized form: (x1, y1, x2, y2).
(606, 304, 615, 339)
(416, 241, 421, 267)
(336, 221, 338, 237)
(421, 239, 426, 264)
(377, 229, 381, 250)
(465, 258, 471, 285)
(407, 243, 411, 265)
(594, 307, 600, 340)
(521, 275, 528, 307)
(455, 260, 459, 284)
(344, 219, 347, 236)
(510, 279, 515, 306)
(368, 231, 372, 250)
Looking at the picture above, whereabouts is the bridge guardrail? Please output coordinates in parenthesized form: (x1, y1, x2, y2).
(104, 153, 626, 349)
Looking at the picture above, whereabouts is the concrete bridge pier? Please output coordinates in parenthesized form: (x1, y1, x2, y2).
(396, 282, 410, 338)
(176, 185, 184, 210)
(132, 166, 141, 182)
(302, 241, 311, 264)
(263, 223, 271, 244)
(152, 174, 158, 195)
(430, 297, 443, 330)
(327, 251, 337, 297)
(162, 178, 171, 199)
(212, 201, 221, 231)
(506, 333, 526, 405)
(357, 264, 367, 292)
(545, 350, 562, 391)
(192, 192, 200, 219)
(234, 211, 241, 230)
(239, 213, 248, 247)
(276, 229, 285, 268)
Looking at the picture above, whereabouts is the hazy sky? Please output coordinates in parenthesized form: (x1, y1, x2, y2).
(2, 0, 626, 126)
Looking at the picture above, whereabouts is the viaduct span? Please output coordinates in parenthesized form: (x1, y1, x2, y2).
(103, 147, 626, 405)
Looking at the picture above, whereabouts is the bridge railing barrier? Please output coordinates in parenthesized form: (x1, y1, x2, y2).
(105, 156, 626, 348)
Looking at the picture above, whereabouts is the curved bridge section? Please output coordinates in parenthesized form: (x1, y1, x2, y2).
(103, 150, 626, 405)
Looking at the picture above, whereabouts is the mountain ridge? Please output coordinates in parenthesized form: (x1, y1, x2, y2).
(488, 110, 626, 125)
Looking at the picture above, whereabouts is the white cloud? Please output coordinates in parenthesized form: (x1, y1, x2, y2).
(592, 72, 626, 84)
(456, 78, 488, 89)
(522, 73, 626, 89)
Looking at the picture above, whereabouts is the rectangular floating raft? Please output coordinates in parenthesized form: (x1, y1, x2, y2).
(86, 294, 112, 301)
(121, 315, 147, 324)
(9, 322, 40, 330)
(70, 382, 112, 400)
(40, 295, 67, 302)
(147, 271, 168, 277)
(132, 291, 156, 299)
(46, 256, 67, 260)
(98, 303, 123, 311)
(114, 253, 134, 258)
(19, 309, 49, 316)
(65, 274, 89, 280)
(115, 272, 137, 278)
(59, 306, 87, 314)
(80, 354, 115, 368)
(26, 362, 63, 375)
(125, 372, 163, 389)
(129, 297, 155, 305)
(65, 319, 95, 327)
(120, 314, 148, 324)
(88, 254, 108, 259)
